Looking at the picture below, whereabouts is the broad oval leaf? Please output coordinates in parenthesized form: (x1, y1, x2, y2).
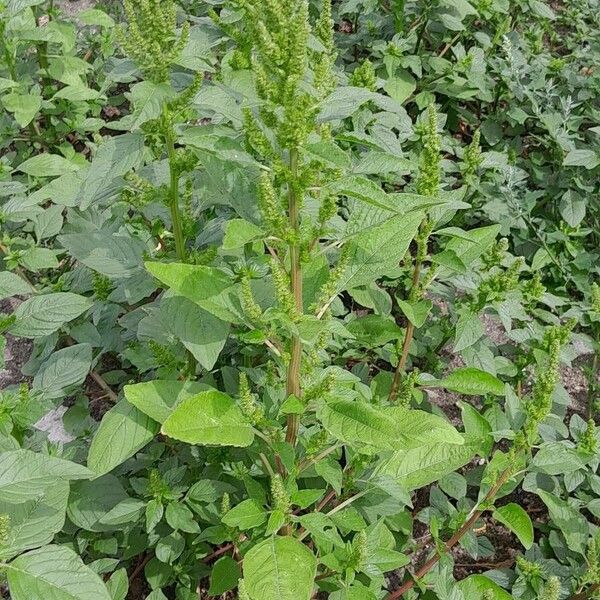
(0, 450, 92, 503)
(243, 536, 317, 600)
(458, 574, 513, 599)
(318, 400, 463, 452)
(0, 271, 32, 300)
(493, 503, 534, 549)
(32, 343, 92, 400)
(375, 438, 481, 491)
(9, 293, 92, 338)
(336, 212, 423, 293)
(161, 294, 230, 371)
(537, 490, 588, 555)
(67, 475, 128, 533)
(16, 153, 80, 177)
(422, 367, 505, 396)
(222, 499, 267, 530)
(384, 407, 464, 447)
(6, 545, 112, 600)
(124, 379, 210, 423)
(318, 400, 403, 452)
(87, 400, 160, 477)
(0, 480, 69, 561)
(145, 261, 242, 323)
(161, 390, 254, 447)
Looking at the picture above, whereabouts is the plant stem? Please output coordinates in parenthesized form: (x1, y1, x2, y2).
(570, 583, 600, 600)
(285, 148, 303, 447)
(389, 257, 422, 402)
(297, 443, 342, 472)
(65, 337, 118, 403)
(164, 107, 186, 262)
(587, 352, 598, 419)
(385, 467, 512, 599)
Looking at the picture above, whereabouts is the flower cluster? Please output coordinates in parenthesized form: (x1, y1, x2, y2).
(350, 59, 377, 91)
(462, 129, 483, 187)
(516, 320, 574, 450)
(117, 0, 189, 84)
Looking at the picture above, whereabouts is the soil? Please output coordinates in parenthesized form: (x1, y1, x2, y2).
(0, 298, 72, 442)
(55, 0, 98, 18)
(0, 298, 31, 390)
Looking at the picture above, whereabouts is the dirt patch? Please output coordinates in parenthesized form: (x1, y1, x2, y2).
(55, 0, 98, 18)
(0, 298, 73, 442)
(0, 298, 31, 391)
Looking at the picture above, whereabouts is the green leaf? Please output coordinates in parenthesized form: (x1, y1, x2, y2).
(305, 141, 351, 168)
(67, 475, 128, 532)
(222, 499, 267, 530)
(2, 92, 41, 127)
(531, 442, 585, 475)
(396, 299, 432, 328)
(58, 231, 148, 278)
(431, 249, 467, 273)
(17, 154, 80, 178)
(459, 401, 493, 455)
(454, 310, 484, 352)
(146, 261, 242, 324)
(127, 81, 174, 129)
(318, 86, 379, 122)
(87, 400, 160, 477)
(0, 271, 32, 300)
(161, 390, 254, 447)
(98, 498, 146, 527)
(34, 205, 64, 240)
(6, 545, 112, 600)
(155, 531, 185, 564)
(559, 190, 586, 226)
(78, 133, 145, 210)
(383, 71, 416, 104)
(124, 380, 209, 424)
(19, 247, 60, 271)
(106, 569, 128, 600)
(439, 225, 501, 277)
(0, 450, 91, 503)
(78, 8, 115, 28)
(318, 400, 463, 452)
(493, 503, 533, 549)
(423, 367, 505, 396)
(529, 0, 555, 19)
(209, 556, 240, 596)
(346, 315, 403, 346)
(353, 151, 411, 175)
(375, 437, 481, 491)
(161, 294, 230, 370)
(0, 480, 69, 561)
(458, 574, 513, 599)
(537, 490, 588, 555)
(336, 212, 423, 292)
(32, 343, 92, 399)
(385, 407, 464, 447)
(165, 502, 199, 533)
(318, 400, 402, 452)
(243, 536, 317, 600)
(563, 148, 599, 169)
(223, 219, 265, 250)
(9, 292, 92, 338)
(53, 85, 101, 102)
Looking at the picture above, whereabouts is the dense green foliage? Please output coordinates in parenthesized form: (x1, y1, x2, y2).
(0, 0, 599, 599)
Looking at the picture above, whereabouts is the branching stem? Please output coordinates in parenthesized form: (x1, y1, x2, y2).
(389, 256, 422, 401)
(164, 106, 186, 262)
(285, 148, 303, 447)
(385, 466, 512, 599)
